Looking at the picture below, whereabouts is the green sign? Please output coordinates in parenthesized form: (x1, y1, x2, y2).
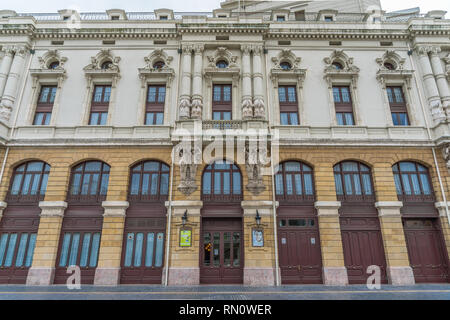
(180, 229, 192, 247)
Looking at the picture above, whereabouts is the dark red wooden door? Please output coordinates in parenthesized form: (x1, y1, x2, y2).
(54, 206, 104, 285)
(200, 218, 243, 284)
(403, 219, 449, 283)
(120, 217, 166, 284)
(0, 206, 40, 284)
(340, 217, 388, 284)
(277, 217, 322, 284)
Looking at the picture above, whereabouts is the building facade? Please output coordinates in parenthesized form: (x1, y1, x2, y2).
(0, 0, 449, 286)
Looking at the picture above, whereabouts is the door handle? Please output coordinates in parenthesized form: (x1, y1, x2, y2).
(297, 265, 301, 271)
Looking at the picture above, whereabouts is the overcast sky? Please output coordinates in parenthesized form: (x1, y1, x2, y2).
(1, 0, 449, 14)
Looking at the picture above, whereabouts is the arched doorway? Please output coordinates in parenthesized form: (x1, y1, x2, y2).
(0, 161, 50, 284)
(120, 160, 169, 284)
(393, 161, 449, 283)
(275, 161, 322, 284)
(200, 160, 244, 284)
(54, 161, 110, 284)
(334, 161, 388, 284)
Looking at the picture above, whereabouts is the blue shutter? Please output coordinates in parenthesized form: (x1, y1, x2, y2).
(154, 233, 164, 267)
(59, 233, 71, 267)
(124, 233, 134, 267)
(15, 233, 29, 267)
(0, 234, 9, 266)
(25, 234, 37, 267)
(79, 233, 91, 267)
(89, 233, 101, 268)
(68, 233, 80, 266)
(4, 233, 18, 267)
(145, 233, 155, 267)
(134, 233, 144, 267)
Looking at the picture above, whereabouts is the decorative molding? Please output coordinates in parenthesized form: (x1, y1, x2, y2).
(83, 49, 121, 86)
(444, 54, 450, 82)
(176, 142, 202, 196)
(443, 144, 450, 171)
(323, 50, 360, 89)
(270, 50, 307, 88)
(38, 201, 68, 217)
(38, 50, 68, 70)
(102, 201, 129, 217)
(138, 49, 175, 88)
(245, 142, 267, 195)
(206, 47, 238, 68)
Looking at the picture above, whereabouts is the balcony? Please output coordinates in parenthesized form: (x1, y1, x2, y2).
(202, 120, 243, 130)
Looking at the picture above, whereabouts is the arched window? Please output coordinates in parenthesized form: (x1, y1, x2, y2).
(48, 61, 60, 70)
(280, 61, 292, 71)
(153, 61, 165, 69)
(275, 161, 314, 202)
(384, 62, 396, 70)
(68, 161, 110, 202)
(7, 161, 50, 202)
(332, 61, 344, 70)
(101, 61, 112, 70)
(334, 161, 374, 202)
(216, 60, 229, 69)
(202, 160, 242, 202)
(129, 161, 170, 201)
(392, 161, 434, 202)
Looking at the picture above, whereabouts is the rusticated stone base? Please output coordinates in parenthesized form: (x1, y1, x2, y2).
(244, 267, 276, 286)
(323, 267, 348, 286)
(167, 267, 200, 286)
(94, 268, 120, 286)
(26, 267, 55, 286)
(388, 266, 415, 285)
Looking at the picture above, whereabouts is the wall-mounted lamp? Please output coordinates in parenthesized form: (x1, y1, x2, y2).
(255, 210, 261, 226)
(182, 210, 188, 226)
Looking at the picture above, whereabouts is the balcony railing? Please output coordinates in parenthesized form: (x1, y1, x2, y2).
(202, 120, 243, 130)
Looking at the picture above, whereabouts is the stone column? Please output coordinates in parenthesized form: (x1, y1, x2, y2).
(314, 201, 349, 286)
(0, 46, 14, 99)
(416, 46, 446, 124)
(191, 44, 204, 120)
(94, 201, 129, 286)
(165, 201, 202, 286)
(435, 202, 450, 259)
(252, 45, 265, 119)
(429, 47, 450, 118)
(0, 45, 28, 123)
(375, 202, 415, 285)
(0, 201, 7, 222)
(179, 44, 193, 119)
(241, 45, 253, 119)
(26, 201, 68, 286)
(241, 201, 276, 286)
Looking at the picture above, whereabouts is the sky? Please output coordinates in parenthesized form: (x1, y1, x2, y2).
(0, 0, 448, 15)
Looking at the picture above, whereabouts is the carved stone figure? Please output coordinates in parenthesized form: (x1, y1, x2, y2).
(242, 98, 253, 119)
(179, 97, 191, 119)
(253, 98, 265, 119)
(177, 144, 201, 196)
(430, 100, 447, 124)
(245, 143, 266, 195)
(443, 144, 450, 170)
(190, 98, 203, 120)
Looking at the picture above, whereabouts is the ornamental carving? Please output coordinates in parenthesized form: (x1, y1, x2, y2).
(206, 47, 238, 68)
(38, 50, 68, 70)
(84, 49, 121, 86)
(245, 143, 267, 195)
(271, 49, 302, 70)
(443, 144, 450, 170)
(177, 143, 202, 196)
(375, 51, 413, 89)
(323, 50, 360, 89)
(138, 49, 175, 88)
(444, 54, 450, 82)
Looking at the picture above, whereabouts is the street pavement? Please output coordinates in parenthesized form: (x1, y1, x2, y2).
(0, 284, 449, 300)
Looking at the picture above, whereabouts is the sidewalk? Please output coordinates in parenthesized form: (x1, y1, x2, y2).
(0, 284, 449, 300)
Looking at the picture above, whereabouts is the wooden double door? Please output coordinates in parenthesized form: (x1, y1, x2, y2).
(200, 218, 243, 284)
(0, 205, 40, 284)
(277, 214, 323, 284)
(340, 215, 388, 284)
(403, 218, 449, 283)
(120, 216, 166, 284)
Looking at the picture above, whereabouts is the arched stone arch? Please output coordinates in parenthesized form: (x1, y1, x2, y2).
(206, 47, 238, 68)
(271, 49, 302, 70)
(38, 50, 68, 70)
(376, 50, 406, 71)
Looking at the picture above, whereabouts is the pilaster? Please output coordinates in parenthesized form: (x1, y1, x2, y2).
(165, 200, 202, 286)
(375, 201, 415, 285)
(435, 202, 450, 259)
(241, 201, 277, 286)
(314, 201, 348, 286)
(26, 201, 68, 286)
(94, 201, 129, 286)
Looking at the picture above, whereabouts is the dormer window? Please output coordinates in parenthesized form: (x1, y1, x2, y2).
(63, 16, 70, 21)
(111, 16, 119, 20)
(159, 16, 168, 20)
(280, 62, 292, 71)
(101, 61, 112, 70)
(218, 15, 227, 18)
(324, 16, 333, 22)
(332, 62, 344, 70)
(216, 60, 229, 69)
(48, 61, 60, 70)
(277, 16, 286, 22)
(153, 61, 165, 70)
